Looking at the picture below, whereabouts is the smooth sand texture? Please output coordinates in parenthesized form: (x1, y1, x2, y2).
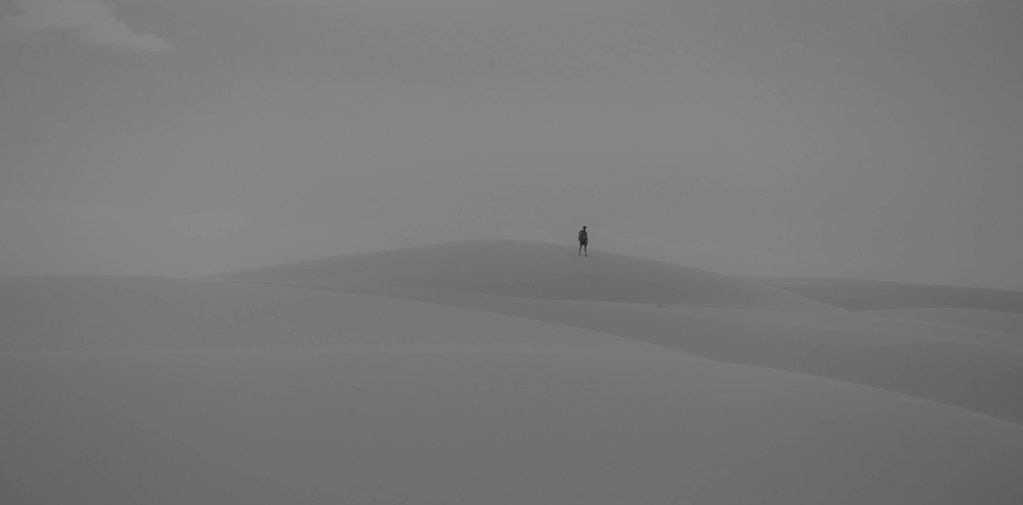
(4, 350, 1023, 505)
(343, 286, 1023, 425)
(866, 308, 1023, 338)
(0, 275, 661, 354)
(217, 240, 838, 311)
(4, 241, 1023, 504)
(756, 278, 1023, 314)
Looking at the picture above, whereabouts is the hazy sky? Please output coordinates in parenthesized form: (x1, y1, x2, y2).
(1, 0, 1020, 288)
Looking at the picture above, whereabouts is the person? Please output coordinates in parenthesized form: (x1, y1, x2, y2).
(578, 226, 588, 257)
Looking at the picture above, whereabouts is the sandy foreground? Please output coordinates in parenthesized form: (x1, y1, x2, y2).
(3, 241, 1022, 504)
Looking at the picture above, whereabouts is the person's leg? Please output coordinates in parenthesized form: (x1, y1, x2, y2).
(578, 243, 582, 256)
(584, 244, 588, 256)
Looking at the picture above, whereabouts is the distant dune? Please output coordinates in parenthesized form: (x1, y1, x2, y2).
(216, 240, 838, 311)
(756, 277, 1023, 314)
(5, 241, 1023, 504)
(0, 275, 659, 354)
(866, 308, 1023, 338)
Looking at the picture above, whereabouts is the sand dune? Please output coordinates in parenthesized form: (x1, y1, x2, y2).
(4, 349, 1023, 505)
(866, 308, 1023, 338)
(5, 241, 1023, 503)
(0, 275, 660, 354)
(216, 240, 837, 311)
(757, 277, 1023, 313)
(343, 286, 1023, 425)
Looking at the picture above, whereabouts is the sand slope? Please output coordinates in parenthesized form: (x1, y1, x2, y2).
(5, 242, 1023, 503)
(866, 308, 1023, 338)
(4, 349, 1023, 505)
(0, 275, 659, 354)
(345, 286, 1023, 426)
(217, 240, 837, 311)
(757, 278, 1023, 313)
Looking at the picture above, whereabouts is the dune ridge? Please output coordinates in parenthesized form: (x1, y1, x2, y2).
(210, 241, 1023, 424)
(0, 275, 664, 355)
(5, 240, 1023, 503)
(215, 240, 839, 312)
(342, 285, 1023, 426)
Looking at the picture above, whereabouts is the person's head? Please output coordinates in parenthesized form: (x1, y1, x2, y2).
(582, 226, 586, 231)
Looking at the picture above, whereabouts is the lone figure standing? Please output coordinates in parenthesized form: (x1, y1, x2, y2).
(578, 226, 588, 257)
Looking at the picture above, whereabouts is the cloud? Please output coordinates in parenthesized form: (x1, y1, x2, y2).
(0, 0, 171, 51)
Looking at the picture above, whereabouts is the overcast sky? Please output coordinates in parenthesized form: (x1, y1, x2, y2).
(1, 0, 1020, 288)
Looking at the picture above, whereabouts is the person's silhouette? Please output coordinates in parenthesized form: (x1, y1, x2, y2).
(578, 226, 588, 257)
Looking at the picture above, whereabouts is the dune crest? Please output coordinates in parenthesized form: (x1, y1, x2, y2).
(216, 240, 838, 311)
(345, 286, 1023, 426)
(5, 242, 1023, 502)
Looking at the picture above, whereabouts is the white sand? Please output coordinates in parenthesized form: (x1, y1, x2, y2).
(756, 277, 1023, 314)
(217, 240, 838, 311)
(4, 241, 1023, 504)
(866, 308, 1023, 338)
(0, 275, 660, 354)
(343, 286, 1023, 425)
(5, 350, 1023, 505)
